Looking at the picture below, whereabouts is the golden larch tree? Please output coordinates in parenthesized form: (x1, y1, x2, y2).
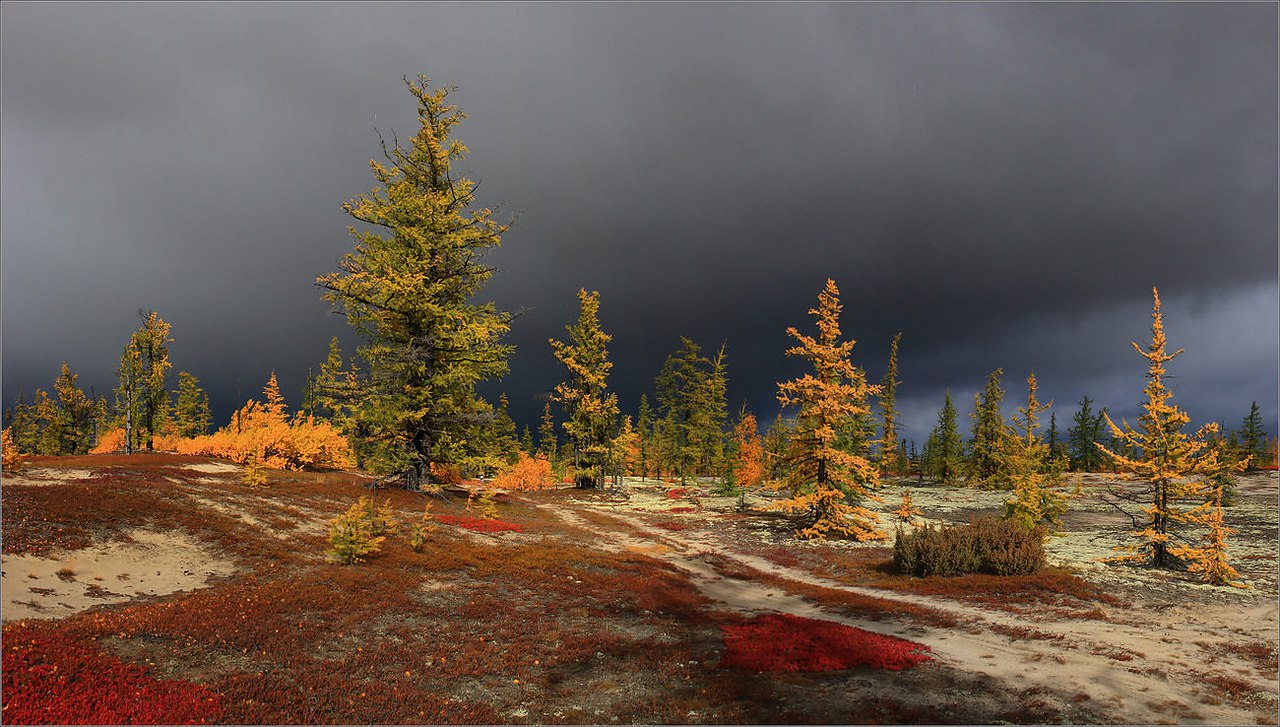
(772, 279, 884, 540)
(550, 289, 619, 488)
(1003, 372, 1067, 530)
(1099, 288, 1225, 570)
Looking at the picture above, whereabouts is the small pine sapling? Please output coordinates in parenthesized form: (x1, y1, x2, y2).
(894, 490, 923, 524)
(358, 495, 397, 537)
(1071, 473, 1085, 499)
(409, 501, 438, 553)
(1170, 487, 1245, 588)
(328, 496, 388, 565)
(466, 489, 500, 520)
(242, 452, 268, 488)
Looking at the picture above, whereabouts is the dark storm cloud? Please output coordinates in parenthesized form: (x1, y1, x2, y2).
(3, 3, 1275, 442)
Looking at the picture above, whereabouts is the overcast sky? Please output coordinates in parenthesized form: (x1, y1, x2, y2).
(3, 2, 1276, 445)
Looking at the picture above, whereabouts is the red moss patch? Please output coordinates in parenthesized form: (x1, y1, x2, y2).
(664, 507, 697, 514)
(720, 613, 932, 672)
(666, 488, 689, 498)
(435, 515, 523, 533)
(2, 622, 222, 725)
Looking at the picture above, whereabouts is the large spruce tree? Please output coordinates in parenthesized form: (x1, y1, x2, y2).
(319, 77, 512, 487)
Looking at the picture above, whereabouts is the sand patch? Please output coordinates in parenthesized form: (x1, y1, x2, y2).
(1, 468, 97, 486)
(1, 529, 237, 621)
(184, 462, 240, 475)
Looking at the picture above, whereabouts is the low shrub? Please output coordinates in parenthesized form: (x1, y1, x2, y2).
(893, 516, 1045, 577)
(2, 622, 223, 724)
(436, 515, 523, 533)
(720, 613, 932, 672)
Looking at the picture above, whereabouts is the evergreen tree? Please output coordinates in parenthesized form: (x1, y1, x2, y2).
(173, 372, 213, 438)
(877, 332, 904, 476)
(519, 425, 534, 456)
(966, 368, 1008, 485)
(1045, 412, 1067, 465)
(635, 394, 653, 480)
(309, 336, 369, 467)
(923, 392, 963, 483)
(487, 393, 520, 466)
(762, 414, 792, 483)
(652, 338, 727, 480)
(772, 279, 883, 540)
(1239, 401, 1268, 470)
(1068, 396, 1108, 472)
(49, 363, 94, 455)
(703, 344, 730, 474)
(1100, 288, 1226, 569)
(114, 311, 172, 451)
(5, 390, 40, 454)
(318, 77, 512, 487)
(549, 289, 619, 488)
(537, 400, 558, 466)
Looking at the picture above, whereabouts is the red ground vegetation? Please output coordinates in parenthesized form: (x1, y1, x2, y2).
(655, 521, 689, 531)
(720, 613, 933, 672)
(664, 506, 697, 513)
(666, 487, 690, 498)
(435, 514, 523, 532)
(2, 622, 223, 725)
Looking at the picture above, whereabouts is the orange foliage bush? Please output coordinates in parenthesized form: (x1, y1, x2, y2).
(1, 427, 17, 471)
(490, 452, 554, 491)
(90, 427, 129, 455)
(96, 402, 353, 472)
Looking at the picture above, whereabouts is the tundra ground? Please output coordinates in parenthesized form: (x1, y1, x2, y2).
(2, 455, 1276, 724)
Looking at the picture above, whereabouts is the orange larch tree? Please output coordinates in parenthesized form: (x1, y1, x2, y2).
(772, 279, 884, 540)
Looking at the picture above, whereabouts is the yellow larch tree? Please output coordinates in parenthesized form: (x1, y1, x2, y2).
(1099, 288, 1228, 571)
(1003, 372, 1067, 530)
(772, 279, 884, 540)
(550, 289, 619, 488)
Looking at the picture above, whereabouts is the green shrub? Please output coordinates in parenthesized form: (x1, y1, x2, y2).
(893, 516, 1045, 577)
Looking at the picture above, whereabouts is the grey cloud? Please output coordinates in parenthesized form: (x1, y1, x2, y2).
(2, 2, 1274, 441)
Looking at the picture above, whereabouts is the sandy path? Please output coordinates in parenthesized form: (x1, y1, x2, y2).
(546, 503, 1275, 725)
